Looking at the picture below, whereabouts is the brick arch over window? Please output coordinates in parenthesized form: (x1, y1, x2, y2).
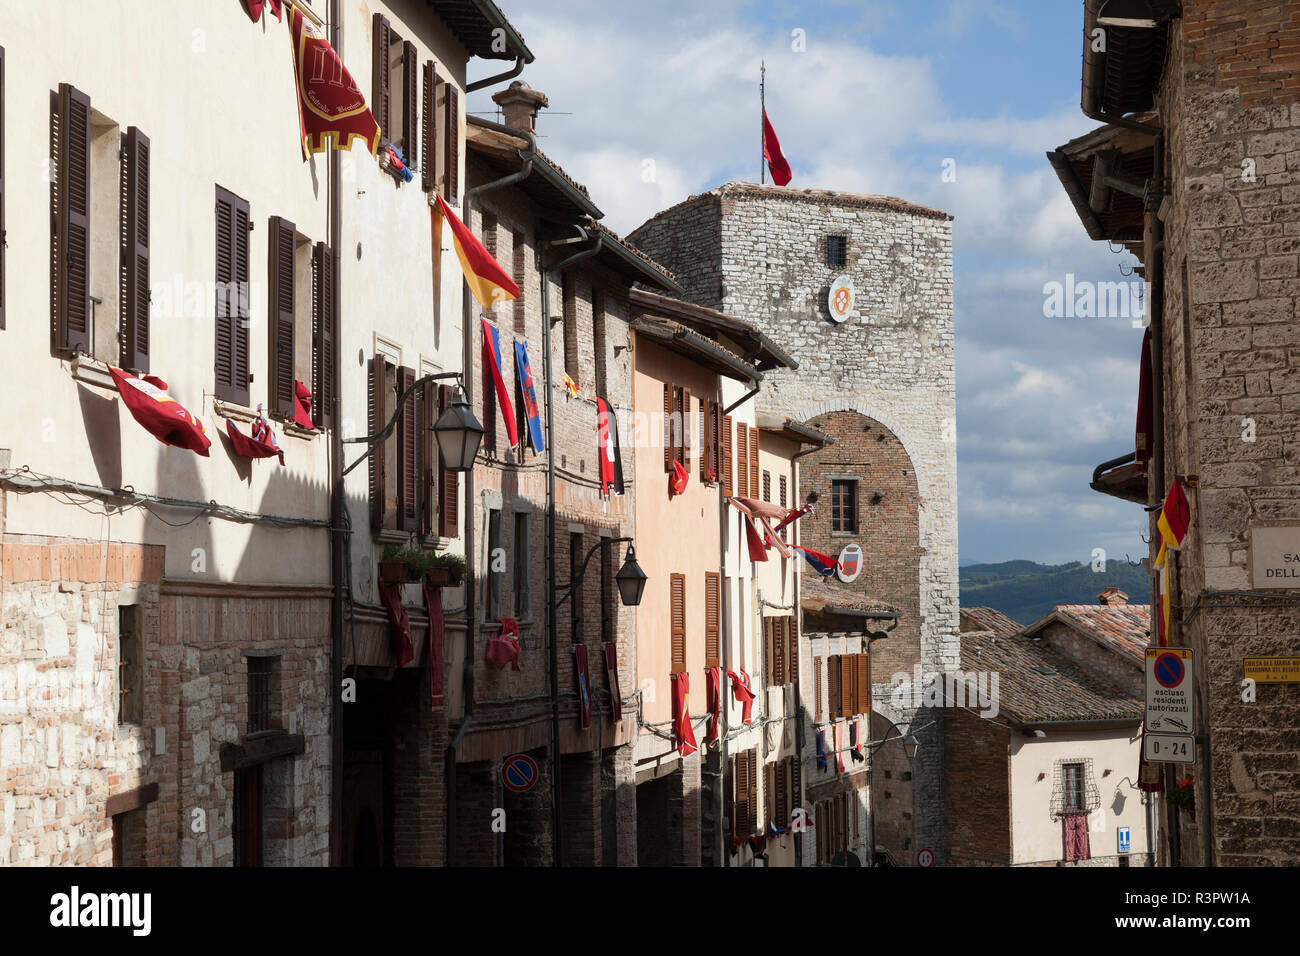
(798, 409, 922, 685)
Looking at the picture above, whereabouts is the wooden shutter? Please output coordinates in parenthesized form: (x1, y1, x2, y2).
(438, 384, 459, 537)
(662, 383, 673, 472)
(55, 83, 91, 353)
(856, 652, 871, 716)
(762, 470, 771, 503)
(120, 127, 150, 372)
(371, 14, 391, 141)
(773, 617, 786, 685)
(763, 618, 772, 687)
(401, 40, 417, 161)
(746, 750, 758, 834)
(267, 216, 296, 418)
(421, 61, 436, 192)
(420, 379, 434, 535)
(397, 366, 420, 532)
(714, 405, 725, 489)
(749, 427, 760, 502)
(774, 760, 788, 830)
(311, 242, 334, 428)
(369, 357, 388, 530)
(828, 658, 840, 722)
(735, 424, 748, 498)
(444, 82, 459, 204)
(214, 186, 250, 406)
(0, 45, 5, 330)
(704, 572, 720, 667)
(670, 573, 686, 673)
(722, 415, 733, 496)
(763, 763, 773, 828)
(699, 400, 711, 481)
(680, 388, 691, 472)
(840, 656, 854, 719)
(787, 615, 799, 684)
(790, 756, 802, 823)
(779, 476, 788, 540)
(733, 754, 747, 838)
(814, 657, 822, 722)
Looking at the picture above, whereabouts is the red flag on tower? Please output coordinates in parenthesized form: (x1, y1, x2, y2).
(762, 110, 792, 186)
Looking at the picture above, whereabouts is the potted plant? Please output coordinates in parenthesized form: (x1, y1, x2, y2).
(379, 545, 437, 584)
(425, 552, 467, 588)
(1167, 776, 1196, 822)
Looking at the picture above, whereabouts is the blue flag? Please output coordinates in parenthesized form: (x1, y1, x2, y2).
(514, 340, 545, 454)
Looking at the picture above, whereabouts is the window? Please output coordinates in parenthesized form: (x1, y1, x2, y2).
(214, 185, 251, 405)
(443, 77, 460, 204)
(831, 479, 858, 533)
(371, 17, 417, 161)
(562, 272, 578, 387)
(266, 215, 315, 421)
(512, 229, 527, 334)
(370, 358, 437, 534)
(764, 617, 799, 687)
(247, 656, 277, 735)
(513, 512, 530, 618)
(421, 60, 436, 192)
(117, 605, 142, 725)
(662, 383, 689, 472)
(762, 470, 771, 503)
(779, 475, 788, 541)
(310, 242, 335, 428)
(826, 234, 847, 268)
(732, 749, 758, 837)
(670, 573, 686, 672)
(487, 509, 503, 620)
(828, 652, 870, 718)
(704, 571, 720, 667)
(1063, 763, 1085, 813)
(570, 531, 584, 642)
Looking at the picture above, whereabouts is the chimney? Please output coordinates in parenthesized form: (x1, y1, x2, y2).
(1097, 587, 1129, 606)
(491, 81, 549, 135)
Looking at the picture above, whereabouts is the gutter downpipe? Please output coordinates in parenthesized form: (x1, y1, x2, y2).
(328, 0, 344, 868)
(465, 54, 526, 94)
(540, 229, 603, 866)
(450, 90, 538, 869)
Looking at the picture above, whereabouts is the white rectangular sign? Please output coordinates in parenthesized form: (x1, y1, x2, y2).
(1143, 732, 1195, 764)
(1145, 647, 1194, 734)
(1249, 523, 1300, 590)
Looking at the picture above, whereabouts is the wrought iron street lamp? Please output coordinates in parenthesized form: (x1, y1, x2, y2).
(341, 372, 482, 477)
(556, 537, 646, 609)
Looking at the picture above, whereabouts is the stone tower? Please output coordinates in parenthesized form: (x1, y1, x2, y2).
(630, 182, 959, 863)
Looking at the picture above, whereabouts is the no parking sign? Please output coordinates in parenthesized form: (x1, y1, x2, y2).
(502, 753, 538, 793)
(1145, 648, 1194, 734)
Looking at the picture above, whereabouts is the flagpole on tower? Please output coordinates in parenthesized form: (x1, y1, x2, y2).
(760, 60, 766, 185)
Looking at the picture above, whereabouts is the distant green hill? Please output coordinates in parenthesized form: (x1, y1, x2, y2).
(959, 560, 1150, 626)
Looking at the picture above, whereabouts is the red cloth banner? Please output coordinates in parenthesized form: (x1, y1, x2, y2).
(670, 458, 689, 497)
(727, 669, 756, 724)
(671, 672, 698, 757)
(422, 580, 446, 707)
(288, 4, 381, 159)
(225, 418, 284, 465)
(243, 0, 283, 22)
(292, 380, 314, 429)
(485, 618, 522, 671)
(743, 514, 769, 563)
(705, 666, 722, 745)
(604, 641, 623, 722)
(762, 109, 792, 186)
(575, 644, 592, 730)
(1064, 813, 1092, 861)
(109, 366, 210, 456)
(378, 580, 414, 668)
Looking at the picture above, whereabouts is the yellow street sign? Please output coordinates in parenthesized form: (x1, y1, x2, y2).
(1243, 658, 1300, 684)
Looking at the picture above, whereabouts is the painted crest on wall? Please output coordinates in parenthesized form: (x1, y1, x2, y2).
(837, 543, 863, 583)
(827, 275, 855, 323)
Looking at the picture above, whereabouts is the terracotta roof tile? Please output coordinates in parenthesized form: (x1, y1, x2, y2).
(801, 575, 898, 617)
(1043, 605, 1152, 665)
(959, 606, 1022, 637)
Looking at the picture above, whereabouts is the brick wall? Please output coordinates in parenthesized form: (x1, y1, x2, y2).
(1155, 0, 1300, 865)
(944, 705, 1010, 866)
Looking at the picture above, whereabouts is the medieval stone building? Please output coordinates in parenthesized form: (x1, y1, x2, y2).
(630, 182, 958, 864)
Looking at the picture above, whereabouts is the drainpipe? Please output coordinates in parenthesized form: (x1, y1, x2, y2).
(540, 228, 603, 866)
(328, 0, 344, 869)
(447, 84, 539, 870)
(465, 54, 526, 94)
(717, 394, 731, 867)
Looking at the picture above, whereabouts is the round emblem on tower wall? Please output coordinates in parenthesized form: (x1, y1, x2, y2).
(827, 275, 855, 323)
(837, 543, 863, 583)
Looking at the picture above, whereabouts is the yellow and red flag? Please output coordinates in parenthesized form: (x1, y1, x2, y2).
(1152, 480, 1191, 646)
(562, 372, 579, 399)
(433, 193, 520, 308)
(288, 4, 381, 159)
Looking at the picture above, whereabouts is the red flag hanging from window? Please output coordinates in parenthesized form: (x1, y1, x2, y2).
(288, 4, 381, 160)
(762, 110, 792, 186)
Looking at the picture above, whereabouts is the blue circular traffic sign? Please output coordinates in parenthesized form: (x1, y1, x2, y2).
(1155, 653, 1185, 689)
(502, 753, 538, 793)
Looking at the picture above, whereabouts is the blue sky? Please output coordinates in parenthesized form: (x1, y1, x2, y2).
(469, 0, 1151, 567)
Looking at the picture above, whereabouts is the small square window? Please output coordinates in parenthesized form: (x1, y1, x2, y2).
(826, 235, 848, 269)
(831, 479, 858, 533)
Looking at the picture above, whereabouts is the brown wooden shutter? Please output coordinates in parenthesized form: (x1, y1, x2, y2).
(704, 571, 720, 667)
(716, 406, 726, 491)
(774, 760, 788, 830)
(790, 755, 802, 821)
(444, 82, 459, 204)
(371, 14, 391, 141)
(749, 427, 760, 502)
(763, 763, 773, 829)
(856, 652, 871, 715)
(120, 126, 149, 371)
(311, 242, 334, 428)
(779, 475, 788, 540)
(773, 617, 786, 684)
(680, 388, 691, 471)
(670, 573, 686, 673)
(787, 615, 799, 684)
(0, 45, 5, 330)
(828, 657, 840, 722)
(733, 753, 747, 838)
(762, 618, 772, 687)
(746, 749, 758, 834)
(762, 470, 771, 503)
(699, 400, 711, 481)
(267, 216, 296, 418)
(814, 657, 822, 722)
(55, 83, 91, 353)
(401, 40, 417, 161)
(663, 383, 673, 472)
(420, 379, 434, 536)
(735, 424, 748, 498)
(369, 357, 388, 530)
(214, 186, 250, 406)
(840, 655, 855, 719)
(421, 61, 436, 192)
(438, 384, 459, 537)
(397, 366, 420, 532)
